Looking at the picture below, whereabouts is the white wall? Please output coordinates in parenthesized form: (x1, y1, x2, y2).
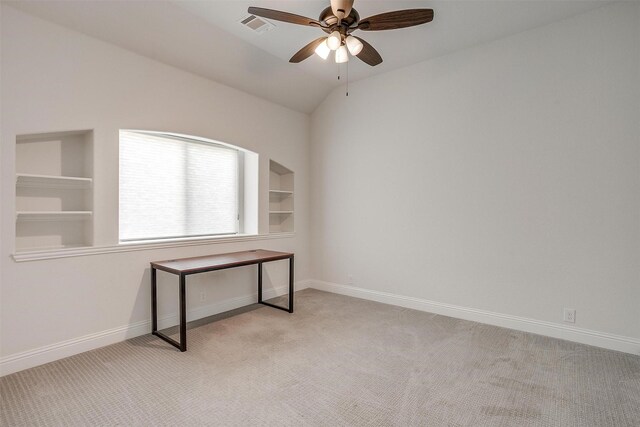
(0, 6, 310, 373)
(311, 2, 640, 345)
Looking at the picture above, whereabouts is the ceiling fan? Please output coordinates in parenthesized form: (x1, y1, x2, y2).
(247, 0, 434, 66)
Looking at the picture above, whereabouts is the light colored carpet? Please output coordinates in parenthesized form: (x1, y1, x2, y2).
(1, 289, 639, 426)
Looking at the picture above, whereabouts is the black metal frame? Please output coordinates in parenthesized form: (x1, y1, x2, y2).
(151, 255, 294, 352)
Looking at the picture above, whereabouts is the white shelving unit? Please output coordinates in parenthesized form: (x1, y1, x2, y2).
(15, 130, 94, 252)
(269, 160, 294, 234)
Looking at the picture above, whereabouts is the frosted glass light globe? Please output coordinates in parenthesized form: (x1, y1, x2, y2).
(345, 36, 363, 56)
(315, 40, 331, 60)
(335, 45, 349, 63)
(327, 31, 341, 50)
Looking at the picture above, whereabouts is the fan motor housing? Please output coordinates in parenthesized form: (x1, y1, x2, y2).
(319, 6, 360, 29)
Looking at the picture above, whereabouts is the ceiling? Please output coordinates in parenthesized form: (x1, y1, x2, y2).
(5, 0, 612, 113)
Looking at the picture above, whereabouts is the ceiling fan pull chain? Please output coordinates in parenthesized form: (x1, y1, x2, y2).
(346, 61, 349, 97)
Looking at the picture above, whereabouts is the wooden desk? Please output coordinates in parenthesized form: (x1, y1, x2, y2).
(151, 249, 294, 351)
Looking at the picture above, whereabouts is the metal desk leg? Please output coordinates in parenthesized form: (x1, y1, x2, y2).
(259, 257, 294, 314)
(151, 270, 188, 352)
(179, 273, 187, 352)
(289, 255, 294, 313)
(151, 267, 157, 332)
(258, 262, 263, 303)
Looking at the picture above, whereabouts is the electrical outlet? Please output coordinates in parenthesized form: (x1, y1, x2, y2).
(199, 291, 206, 302)
(563, 308, 576, 323)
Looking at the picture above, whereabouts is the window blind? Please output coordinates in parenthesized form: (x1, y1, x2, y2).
(119, 131, 239, 241)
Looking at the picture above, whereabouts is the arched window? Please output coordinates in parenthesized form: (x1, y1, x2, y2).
(119, 130, 256, 242)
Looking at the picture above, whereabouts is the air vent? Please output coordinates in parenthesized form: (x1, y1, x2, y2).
(239, 15, 275, 34)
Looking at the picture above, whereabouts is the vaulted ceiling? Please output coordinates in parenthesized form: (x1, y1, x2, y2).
(5, 0, 612, 113)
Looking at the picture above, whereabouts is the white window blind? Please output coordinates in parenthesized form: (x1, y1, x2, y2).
(119, 131, 239, 241)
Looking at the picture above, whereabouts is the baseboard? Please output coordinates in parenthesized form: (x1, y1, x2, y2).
(0, 280, 311, 377)
(308, 280, 640, 356)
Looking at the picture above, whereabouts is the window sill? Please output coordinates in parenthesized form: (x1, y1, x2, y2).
(12, 232, 296, 262)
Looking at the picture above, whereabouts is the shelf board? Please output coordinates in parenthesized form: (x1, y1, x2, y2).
(16, 211, 93, 222)
(269, 211, 294, 215)
(269, 190, 293, 202)
(16, 129, 92, 142)
(269, 160, 293, 175)
(16, 173, 93, 189)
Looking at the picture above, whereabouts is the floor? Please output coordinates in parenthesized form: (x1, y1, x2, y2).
(1, 289, 639, 426)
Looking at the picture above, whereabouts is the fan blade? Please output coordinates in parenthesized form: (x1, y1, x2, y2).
(358, 9, 434, 31)
(353, 37, 383, 66)
(290, 37, 327, 63)
(248, 7, 325, 28)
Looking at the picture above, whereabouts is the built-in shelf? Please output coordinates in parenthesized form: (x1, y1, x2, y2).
(16, 211, 93, 222)
(269, 160, 294, 234)
(15, 130, 94, 251)
(16, 173, 93, 189)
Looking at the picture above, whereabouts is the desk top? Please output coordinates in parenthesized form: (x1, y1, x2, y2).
(151, 249, 293, 275)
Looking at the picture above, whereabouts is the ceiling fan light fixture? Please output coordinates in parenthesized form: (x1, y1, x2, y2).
(345, 36, 363, 56)
(248, 2, 434, 68)
(335, 45, 349, 63)
(315, 40, 331, 60)
(327, 31, 342, 50)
